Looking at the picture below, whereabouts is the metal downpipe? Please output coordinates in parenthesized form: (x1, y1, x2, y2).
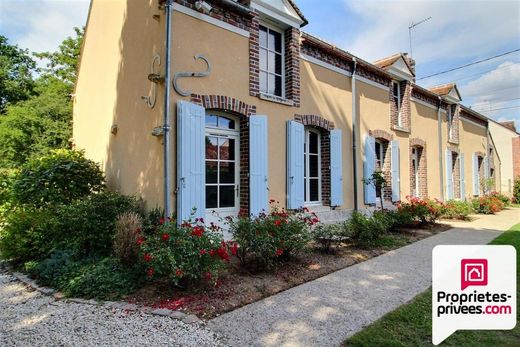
(163, 0, 173, 218)
(352, 57, 358, 211)
(437, 96, 444, 201)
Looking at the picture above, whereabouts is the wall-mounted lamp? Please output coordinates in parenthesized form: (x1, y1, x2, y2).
(195, 1, 213, 14)
(111, 124, 119, 135)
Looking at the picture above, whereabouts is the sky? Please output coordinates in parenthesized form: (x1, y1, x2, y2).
(0, 0, 519, 128)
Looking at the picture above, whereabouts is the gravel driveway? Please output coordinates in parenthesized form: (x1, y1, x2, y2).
(0, 270, 226, 347)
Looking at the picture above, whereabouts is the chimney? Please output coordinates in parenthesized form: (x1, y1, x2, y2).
(500, 121, 516, 132)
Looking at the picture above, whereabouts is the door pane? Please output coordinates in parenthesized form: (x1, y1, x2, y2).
(205, 115, 218, 127)
(309, 132, 318, 154)
(206, 186, 218, 208)
(219, 186, 235, 208)
(219, 162, 235, 184)
(219, 138, 235, 160)
(309, 179, 319, 201)
(206, 136, 218, 159)
(206, 161, 217, 183)
(218, 117, 235, 130)
(309, 155, 319, 177)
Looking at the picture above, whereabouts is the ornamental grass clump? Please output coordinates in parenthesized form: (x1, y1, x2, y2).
(228, 201, 317, 270)
(113, 212, 143, 266)
(137, 217, 231, 287)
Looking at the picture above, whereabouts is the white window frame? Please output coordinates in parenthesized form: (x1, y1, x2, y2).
(258, 22, 285, 98)
(204, 112, 240, 214)
(392, 81, 402, 126)
(412, 147, 419, 197)
(375, 139, 387, 198)
(304, 128, 321, 205)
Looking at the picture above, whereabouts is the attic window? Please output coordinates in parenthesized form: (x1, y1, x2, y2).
(392, 81, 402, 126)
(259, 24, 284, 97)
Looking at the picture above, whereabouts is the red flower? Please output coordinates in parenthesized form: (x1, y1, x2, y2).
(134, 228, 142, 234)
(231, 242, 239, 256)
(274, 219, 282, 227)
(147, 267, 154, 278)
(161, 233, 170, 242)
(209, 249, 216, 257)
(159, 217, 165, 225)
(217, 246, 230, 261)
(203, 271, 212, 281)
(175, 269, 184, 277)
(136, 237, 145, 246)
(191, 226, 204, 237)
(311, 217, 319, 225)
(143, 253, 153, 262)
(199, 249, 207, 255)
(275, 249, 283, 257)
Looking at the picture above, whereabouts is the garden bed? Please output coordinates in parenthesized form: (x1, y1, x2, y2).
(127, 223, 451, 319)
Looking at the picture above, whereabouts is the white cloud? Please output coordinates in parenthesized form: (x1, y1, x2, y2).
(462, 61, 520, 102)
(0, 0, 90, 54)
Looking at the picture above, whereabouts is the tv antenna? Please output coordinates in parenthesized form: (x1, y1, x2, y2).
(409, 17, 432, 57)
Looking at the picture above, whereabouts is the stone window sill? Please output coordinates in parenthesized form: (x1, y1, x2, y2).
(258, 93, 294, 106)
(448, 139, 459, 145)
(391, 125, 410, 133)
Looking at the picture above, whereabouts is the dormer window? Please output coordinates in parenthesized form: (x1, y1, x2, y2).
(259, 24, 284, 97)
(392, 81, 402, 126)
(447, 106, 453, 140)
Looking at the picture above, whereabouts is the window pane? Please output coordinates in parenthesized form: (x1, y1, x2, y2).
(260, 71, 268, 93)
(393, 82, 399, 97)
(260, 48, 267, 71)
(274, 75, 282, 97)
(268, 74, 276, 95)
(206, 161, 217, 183)
(219, 186, 235, 208)
(269, 30, 282, 52)
(309, 132, 318, 154)
(219, 138, 235, 160)
(259, 26, 268, 48)
(275, 53, 282, 75)
(219, 162, 235, 184)
(309, 179, 319, 201)
(375, 142, 381, 161)
(205, 115, 218, 127)
(218, 116, 235, 130)
(268, 51, 276, 73)
(206, 136, 218, 159)
(309, 155, 319, 177)
(206, 186, 218, 208)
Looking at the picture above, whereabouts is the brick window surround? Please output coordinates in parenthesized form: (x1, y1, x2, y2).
(250, 16, 301, 106)
(409, 138, 428, 198)
(447, 146, 460, 199)
(369, 129, 393, 201)
(447, 104, 460, 144)
(295, 114, 334, 206)
(191, 94, 257, 213)
(390, 81, 411, 131)
(474, 151, 486, 194)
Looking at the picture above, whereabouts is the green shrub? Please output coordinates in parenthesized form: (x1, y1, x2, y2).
(514, 178, 520, 203)
(489, 191, 511, 206)
(228, 205, 316, 269)
(348, 211, 387, 247)
(472, 195, 504, 214)
(25, 251, 141, 300)
(0, 168, 16, 204)
(396, 196, 445, 225)
(313, 222, 350, 253)
(138, 218, 228, 286)
(55, 192, 141, 256)
(12, 149, 105, 206)
(442, 200, 473, 220)
(0, 206, 59, 262)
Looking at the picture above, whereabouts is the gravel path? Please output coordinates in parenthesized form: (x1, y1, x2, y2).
(209, 208, 520, 347)
(0, 271, 226, 347)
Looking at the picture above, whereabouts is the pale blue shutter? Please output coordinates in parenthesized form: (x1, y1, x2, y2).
(177, 100, 205, 222)
(472, 153, 480, 196)
(363, 135, 376, 204)
(287, 121, 304, 209)
(390, 140, 400, 202)
(445, 149, 453, 200)
(459, 153, 465, 200)
(249, 115, 269, 216)
(330, 129, 343, 207)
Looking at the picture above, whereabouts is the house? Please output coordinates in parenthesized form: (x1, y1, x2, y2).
(73, 0, 502, 227)
(488, 120, 520, 196)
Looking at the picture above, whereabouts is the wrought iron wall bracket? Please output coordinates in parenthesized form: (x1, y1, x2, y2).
(173, 54, 211, 96)
(142, 54, 162, 108)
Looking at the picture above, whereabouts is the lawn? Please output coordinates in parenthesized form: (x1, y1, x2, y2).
(344, 222, 520, 347)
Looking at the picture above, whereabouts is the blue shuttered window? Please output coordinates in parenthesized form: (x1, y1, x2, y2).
(287, 121, 304, 209)
(472, 153, 480, 196)
(363, 135, 376, 204)
(445, 149, 453, 200)
(390, 140, 400, 202)
(177, 100, 205, 223)
(330, 129, 343, 207)
(249, 115, 269, 216)
(459, 153, 465, 200)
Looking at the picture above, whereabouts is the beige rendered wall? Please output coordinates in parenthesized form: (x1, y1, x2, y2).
(489, 121, 517, 195)
(459, 118, 488, 198)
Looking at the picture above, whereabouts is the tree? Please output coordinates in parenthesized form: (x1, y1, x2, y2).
(0, 35, 36, 112)
(363, 170, 387, 212)
(34, 27, 84, 88)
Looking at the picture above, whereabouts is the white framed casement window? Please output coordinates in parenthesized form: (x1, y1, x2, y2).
(259, 23, 284, 98)
(411, 147, 419, 197)
(392, 81, 402, 126)
(304, 128, 321, 204)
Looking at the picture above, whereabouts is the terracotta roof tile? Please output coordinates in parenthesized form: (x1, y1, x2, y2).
(428, 83, 456, 96)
